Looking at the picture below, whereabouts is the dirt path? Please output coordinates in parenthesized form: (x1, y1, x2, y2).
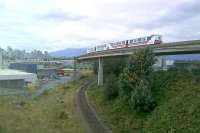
(31, 76, 72, 99)
(76, 82, 112, 133)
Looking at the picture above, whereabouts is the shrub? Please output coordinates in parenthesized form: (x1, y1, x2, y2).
(103, 73, 119, 100)
(148, 70, 177, 98)
(103, 57, 127, 77)
(92, 57, 127, 79)
(119, 47, 156, 112)
(130, 79, 156, 112)
(92, 61, 98, 75)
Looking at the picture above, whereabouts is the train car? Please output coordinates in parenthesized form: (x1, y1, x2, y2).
(147, 35, 162, 44)
(87, 47, 96, 54)
(108, 40, 128, 50)
(86, 35, 162, 54)
(128, 35, 162, 47)
(95, 44, 109, 52)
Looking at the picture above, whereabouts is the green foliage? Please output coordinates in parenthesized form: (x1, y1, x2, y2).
(87, 71, 200, 133)
(92, 57, 127, 77)
(103, 57, 127, 77)
(92, 61, 98, 75)
(119, 47, 156, 112)
(103, 73, 119, 100)
(92, 57, 127, 101)
(130, 79, 156, 112)
(126, 47, 155, 77)
(148, 70, 178, 101)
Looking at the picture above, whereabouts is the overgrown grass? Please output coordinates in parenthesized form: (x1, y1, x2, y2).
(26, 81, 42, 93)
(87, 71, 200, 133)
(0, 70, 93, 133)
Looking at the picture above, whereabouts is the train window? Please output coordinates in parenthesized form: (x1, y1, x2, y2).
(138, 38, 141, 42)
(130, 40, 133, 43)
(122, 41, 125, 44)
(142, 38, 145, 41)
(147, 37, 151, 40)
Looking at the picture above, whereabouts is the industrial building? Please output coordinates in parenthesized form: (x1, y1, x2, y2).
(9, 63, 37, 73)
(0, 69, 37, 89)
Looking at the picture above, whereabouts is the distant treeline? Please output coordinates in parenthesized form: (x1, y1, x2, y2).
(0, 46, 51, 60)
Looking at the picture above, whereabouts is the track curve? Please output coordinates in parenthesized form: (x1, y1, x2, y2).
(76, 81, 112, 133)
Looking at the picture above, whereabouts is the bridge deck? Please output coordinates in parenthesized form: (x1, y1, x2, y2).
(78, 40, 200, 61)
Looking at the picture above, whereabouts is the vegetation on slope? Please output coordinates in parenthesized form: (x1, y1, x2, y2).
(87, 71, 200, 133)
(0, 74, 90, 133)
(88, 47, 200, 133)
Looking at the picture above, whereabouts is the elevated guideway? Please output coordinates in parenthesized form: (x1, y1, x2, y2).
(77, 40, 200, 86)
(78, 40, 200, 61)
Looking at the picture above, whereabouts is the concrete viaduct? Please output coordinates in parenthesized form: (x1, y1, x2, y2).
(77, 40, 200, 86)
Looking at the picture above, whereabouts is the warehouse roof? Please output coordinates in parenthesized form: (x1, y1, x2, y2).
(0, 69, 31, 75)
(0, 69, 37, 82)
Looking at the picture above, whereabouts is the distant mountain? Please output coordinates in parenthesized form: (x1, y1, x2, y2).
(50, 48, 87, 57)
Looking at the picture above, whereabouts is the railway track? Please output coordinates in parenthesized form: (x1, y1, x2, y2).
(76, 81, 112, 133)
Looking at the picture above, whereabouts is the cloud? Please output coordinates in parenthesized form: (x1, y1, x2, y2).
(38, 10, 87, 22)
(0, 3, 6, 11)
(127, 0, 200, 30)
(0, 0, 200, 51)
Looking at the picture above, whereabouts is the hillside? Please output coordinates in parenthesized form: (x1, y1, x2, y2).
(50, 48, 87, 57)
(0, 78, 87, 133)
(87, 71, 200, 133)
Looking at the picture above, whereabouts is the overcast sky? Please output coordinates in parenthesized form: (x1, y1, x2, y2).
(0, 0, 199, 51)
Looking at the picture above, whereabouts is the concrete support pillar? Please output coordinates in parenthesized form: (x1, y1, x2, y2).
(73, 57, 77, 81)
(98, 57, 103, 86)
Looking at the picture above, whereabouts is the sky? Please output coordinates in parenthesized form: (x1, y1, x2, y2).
(0, 0, 199, 51)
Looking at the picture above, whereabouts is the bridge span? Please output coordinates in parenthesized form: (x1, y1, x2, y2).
(77, 40, 200, 86)
(78, 40, 200, 60)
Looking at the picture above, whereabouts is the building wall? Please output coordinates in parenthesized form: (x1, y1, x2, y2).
(9, 63, 37, 73)
(0, 79, 25, 89)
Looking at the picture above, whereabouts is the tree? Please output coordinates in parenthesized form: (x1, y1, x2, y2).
(103, 57, 127, 77)
(119, 47, 156, 112)
(103, 73, 119, 100)
(92, 57, 127, 79)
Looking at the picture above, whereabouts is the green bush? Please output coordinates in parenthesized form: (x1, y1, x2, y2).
(103, 73, 119, 100)
(148, 70, 178, 99)
(131, 79, 156, 112)
(92, 61, 98, 75)
(92, 57, 127, 79)
(103, 57, 127, 77)
(119, 47, 156, 112)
